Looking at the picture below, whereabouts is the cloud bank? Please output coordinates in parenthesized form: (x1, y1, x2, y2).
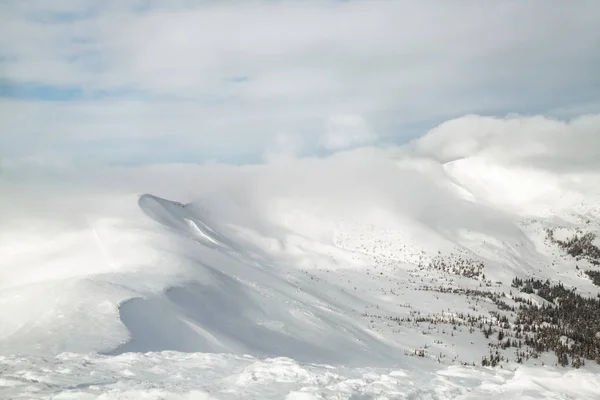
(1, 1, 599, 164)
(413, 114, 600, 172)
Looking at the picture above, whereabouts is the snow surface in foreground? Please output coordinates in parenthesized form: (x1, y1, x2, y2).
(2, 352, 599, 399)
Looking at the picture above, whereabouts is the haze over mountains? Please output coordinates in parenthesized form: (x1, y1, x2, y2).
(2, 114, 600, 398)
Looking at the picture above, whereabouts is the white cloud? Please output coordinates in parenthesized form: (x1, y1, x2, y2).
(262, 132, 305, 163)
(0, 1, 599, 163)
(413, 113, 600, 171)
(320, 113, 377, 150)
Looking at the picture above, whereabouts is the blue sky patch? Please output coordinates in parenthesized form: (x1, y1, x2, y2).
(0, 81, 83, 101)
(0, 81, 159, 102)
(229, 76, 250, 83)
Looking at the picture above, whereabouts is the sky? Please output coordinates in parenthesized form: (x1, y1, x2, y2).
(1, 0, 600, 166)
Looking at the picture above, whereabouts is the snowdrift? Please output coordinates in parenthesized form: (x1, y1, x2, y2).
(111, 194, 408, 366)
(2, 351, 600, 399)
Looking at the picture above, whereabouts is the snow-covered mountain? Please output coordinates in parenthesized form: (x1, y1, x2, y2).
(1, 142, 600, 398)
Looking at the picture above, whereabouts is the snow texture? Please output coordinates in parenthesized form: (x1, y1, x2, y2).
(1, 352, 599, 399)
(1, 146, 600, 398)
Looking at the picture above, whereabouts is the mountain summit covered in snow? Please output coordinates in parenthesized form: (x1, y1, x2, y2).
(2, 115, 600, 398)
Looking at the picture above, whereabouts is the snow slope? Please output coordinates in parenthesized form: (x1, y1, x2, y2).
(1, 151, 600, 398)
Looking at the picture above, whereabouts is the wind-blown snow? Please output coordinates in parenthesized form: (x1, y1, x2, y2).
(1, 352, 599, 399)
(1, 142, 600, 398)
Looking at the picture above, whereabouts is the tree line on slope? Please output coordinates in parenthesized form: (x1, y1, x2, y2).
(369, 277, 600, 368)
(363, 228, 600, 368)
(511, 277, 600, 367)
(546, 229, 600, 266)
